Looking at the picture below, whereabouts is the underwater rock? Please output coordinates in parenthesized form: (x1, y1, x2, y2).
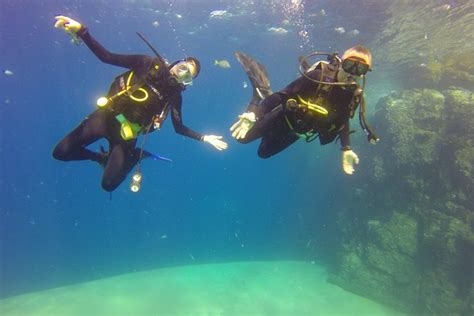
(330, 87, 474, 315)
(454, 146, 474, 180)
(443, 88, 474, 195)
(329, 212, 419, 312)
(365, 213, 417, 282)
(374, 89, 444, 167)
(368, 212, 417, 257)
(416, 208, 474, 315)
(445, 88, 474, 134)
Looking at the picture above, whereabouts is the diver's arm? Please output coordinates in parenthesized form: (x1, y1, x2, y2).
(77, 27, 151, 69)
(339, 121, 351, 150)
(169, 94, 204, 141)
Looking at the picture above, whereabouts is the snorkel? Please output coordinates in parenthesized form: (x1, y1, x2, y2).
(136, 32, 166, 65)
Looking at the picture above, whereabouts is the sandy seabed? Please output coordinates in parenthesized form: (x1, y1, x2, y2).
(0, 261, 404, 316)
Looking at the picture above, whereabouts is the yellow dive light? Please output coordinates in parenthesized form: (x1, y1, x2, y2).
(96, 97, 109, 108)
(130, 171, 142, 192)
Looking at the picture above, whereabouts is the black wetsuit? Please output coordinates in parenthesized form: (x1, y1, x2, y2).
(239, 69, 356, 158)
(53, 27, 203, 192)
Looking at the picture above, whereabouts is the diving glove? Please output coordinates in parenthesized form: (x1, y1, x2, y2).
(54, 16, 82, 44)
(229, 112, 256, 140)
(342, 149, 360, 175)
(202, 135, 228, 151)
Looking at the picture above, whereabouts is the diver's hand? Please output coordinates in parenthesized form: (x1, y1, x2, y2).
(230, 112, 256, 140)
(54, 16, 82, 33)
(342, 149, 360, 175)
(203, 135, 228, 151)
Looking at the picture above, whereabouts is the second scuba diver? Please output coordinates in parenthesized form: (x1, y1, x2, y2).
(230, 46, 378, 175)
(52, 16, 228, 192)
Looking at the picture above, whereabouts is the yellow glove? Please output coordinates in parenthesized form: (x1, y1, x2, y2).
(203, 135, 228, 151)
(342, 149, 360, 175)
(54, 16, 82, 33)
(229, 112, 256, 140)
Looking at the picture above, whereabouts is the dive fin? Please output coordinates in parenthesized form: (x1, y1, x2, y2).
(142, 150, 172, 163)
(235, 52, 272, 112)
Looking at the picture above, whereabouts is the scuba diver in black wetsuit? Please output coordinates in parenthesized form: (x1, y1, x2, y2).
(230, 46, 379, 175)
(52, 16, 228, 192)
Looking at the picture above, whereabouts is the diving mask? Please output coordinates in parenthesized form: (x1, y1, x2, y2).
(174, 62, 194, 86)
(342, 57, 370, 76)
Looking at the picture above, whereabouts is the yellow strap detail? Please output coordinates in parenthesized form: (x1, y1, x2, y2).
(126, 71, 134, 87)
(297, 95, 328, 115)
(129, 88, 149, 102)
(125, 71, 149, 102)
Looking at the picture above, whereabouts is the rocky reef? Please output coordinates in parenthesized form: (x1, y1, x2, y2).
(329, 88, 474, 315)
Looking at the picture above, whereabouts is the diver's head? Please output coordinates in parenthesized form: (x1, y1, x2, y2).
(169, 57, 201, 86)
(341, 45, 372, 76)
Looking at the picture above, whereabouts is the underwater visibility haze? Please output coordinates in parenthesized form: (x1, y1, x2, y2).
(0, 0, 473, 315)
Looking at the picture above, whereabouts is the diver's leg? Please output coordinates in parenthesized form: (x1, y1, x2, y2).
(258, 132, 298, 158)
(52, 110, 111, 164)
(101, 140, 139, 192)
(257, 111, 299, 158)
